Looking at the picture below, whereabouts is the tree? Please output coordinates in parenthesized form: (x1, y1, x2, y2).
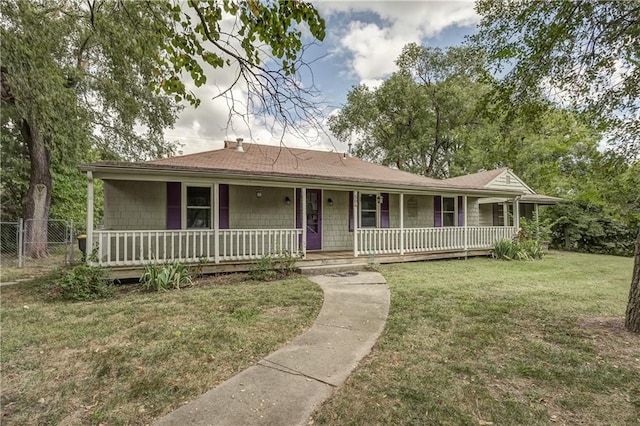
(1, 0, 325, 258)
(329, 44, 488, 178)
(474, 0, 640, 333)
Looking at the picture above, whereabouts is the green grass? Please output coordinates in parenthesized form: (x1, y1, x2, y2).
(312, 251, 640, 425)
(0, 273, 322, 425)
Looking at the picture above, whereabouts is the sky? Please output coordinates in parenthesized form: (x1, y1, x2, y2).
(165, 1, 480, 156)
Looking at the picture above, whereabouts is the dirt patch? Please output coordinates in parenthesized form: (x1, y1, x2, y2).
(578, 316, 640, 371)
(195, 272, 252, 286)
(263, 306, 299, 317)
(578, 316, 629, 334)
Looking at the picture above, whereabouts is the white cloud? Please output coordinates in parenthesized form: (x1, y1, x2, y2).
(319, 0, 479, 83)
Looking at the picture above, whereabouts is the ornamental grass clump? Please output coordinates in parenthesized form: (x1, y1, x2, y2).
(140, 261, 193, 291)
(493, 238, 544, 260)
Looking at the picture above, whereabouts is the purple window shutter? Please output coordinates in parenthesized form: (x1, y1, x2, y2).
(348, 191, 354, 232)
(219, 184, 229, 229)
(458, 196, 464, 227)
(166, 182, 181, 230)
(381, 193, 390, 228)
(434, 195, 442, 228)
(296, 188, 302, 229)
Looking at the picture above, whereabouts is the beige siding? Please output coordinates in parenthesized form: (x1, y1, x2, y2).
(467, 197, 480, 226)
(403, 195, 434, 228)
(486, 171, 533, 194)
(229, 186, 295, 229)
(322, 190, 353, 251)
(479, 204, 494, 227)
(103, 180, 166, 230)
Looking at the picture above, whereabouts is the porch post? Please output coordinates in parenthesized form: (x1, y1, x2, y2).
(86, 171, 94, 265)
(463, 195, 468, 254)
(503, 202, 508, 227)
(534, 203, 540, 238)
(301, 187, 307, 259)
(213, 183, 219, 264)
(513, 198, 520, 230)
(353, 190, 358, 257)
(399, 193, 404, 255)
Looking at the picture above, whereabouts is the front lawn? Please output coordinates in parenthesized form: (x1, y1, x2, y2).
(313, 251, 640, 425)
(0, 274, 323, 425)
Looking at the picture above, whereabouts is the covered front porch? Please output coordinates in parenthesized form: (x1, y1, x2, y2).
(85, 174, 521, 269)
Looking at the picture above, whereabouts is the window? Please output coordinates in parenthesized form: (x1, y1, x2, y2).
(442, 197, 456, 227)
(492, 203, 514, 226)
(186, 186, 211, 229)
(360, 193, 378, 228)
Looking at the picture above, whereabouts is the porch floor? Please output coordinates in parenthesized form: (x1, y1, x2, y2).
(107, 248, 493, 280)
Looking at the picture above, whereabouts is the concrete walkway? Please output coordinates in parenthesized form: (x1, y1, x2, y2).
(154, 271, 390, 426)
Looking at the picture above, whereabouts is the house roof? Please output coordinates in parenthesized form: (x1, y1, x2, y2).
(80, 141, 553, 198)
(443, 167, 562, 203)
(442, 168, 508, 187)
(520, 194, 564, 204)
(145, 141, 450, 188)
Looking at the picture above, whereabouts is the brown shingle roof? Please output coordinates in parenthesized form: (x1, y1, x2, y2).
(80, 142, 524, 194)
(146, 142, 447, 187)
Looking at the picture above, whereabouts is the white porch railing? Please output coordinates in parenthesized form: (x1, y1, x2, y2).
(358, 226, 517, 256)
(91, 229, 302, 267)
(467, 226, 518, 249)
(91, 226, 517, 267)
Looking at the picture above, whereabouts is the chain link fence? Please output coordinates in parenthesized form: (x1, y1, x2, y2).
(0, 221, 21, 267)
(0, 219, 81, 270)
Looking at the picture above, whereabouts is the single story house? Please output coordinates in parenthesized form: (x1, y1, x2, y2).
(79, 139, 561, 275)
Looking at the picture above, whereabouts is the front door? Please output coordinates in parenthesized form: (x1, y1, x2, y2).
(306, 189, 322, 250)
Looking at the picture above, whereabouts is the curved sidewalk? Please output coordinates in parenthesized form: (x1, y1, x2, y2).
(154, 271, 390, 426)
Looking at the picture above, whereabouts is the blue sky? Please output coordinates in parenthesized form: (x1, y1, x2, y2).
(166, 1, 480, 155)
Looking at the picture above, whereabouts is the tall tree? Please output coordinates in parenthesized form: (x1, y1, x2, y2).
(329, 44, 488, 178)
(1, 0, 325, 258)
(474, 0, 640, 333)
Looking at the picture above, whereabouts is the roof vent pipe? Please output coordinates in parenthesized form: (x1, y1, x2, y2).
(347, 142, 352, 157)
(235, 137, 244, 153)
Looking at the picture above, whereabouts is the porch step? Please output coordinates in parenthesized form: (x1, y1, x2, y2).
(297, 263, 369, 276)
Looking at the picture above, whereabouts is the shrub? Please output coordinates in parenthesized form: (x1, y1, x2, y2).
(140, 262, 193, 291)
(519, 239, 544, 259)
(493, 238, 544, 261)
(276, 250, 300, 275)
(544, 201, 636, 256)
(250, 255, 278, 281)
(51, 264, 115, 301)
(517, 216, 551, 243)
(250, 251, 300, 281)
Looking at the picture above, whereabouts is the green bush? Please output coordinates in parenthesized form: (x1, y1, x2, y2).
(250, 251, 300, 281)
(519, 239, 544, 259)
(250, 255, 278, 281)
(493, 238, 544, 261)
(51, 264, 115, 301)
(140, 262, 193, 291)
(276, 250, 300, 275)
(544, 201, 637, 256)
(517, 216, 551, 243)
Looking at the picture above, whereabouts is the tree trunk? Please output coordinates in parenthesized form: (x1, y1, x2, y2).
(625, 229, 640, 333)
(21, 118, 52, 259)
